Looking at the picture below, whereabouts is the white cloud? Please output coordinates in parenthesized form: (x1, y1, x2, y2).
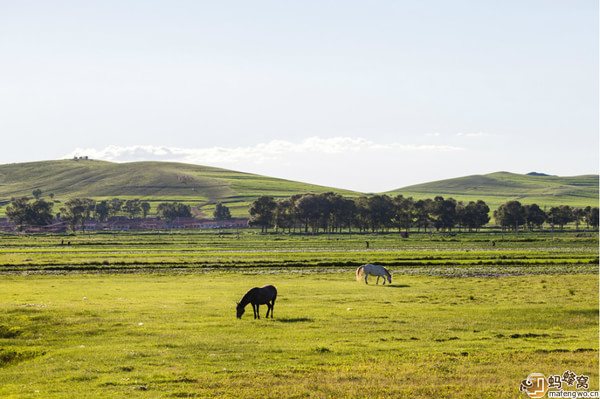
(66, 137, 464, 165)
(64, 137, 466, 191)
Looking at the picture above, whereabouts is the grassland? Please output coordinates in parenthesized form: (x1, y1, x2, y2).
(387, 171, 599, 209)
(0, 161, 597, 219)
(0, 230, 598, 398)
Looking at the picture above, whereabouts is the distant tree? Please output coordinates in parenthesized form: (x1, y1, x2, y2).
(584, 206, 599, 229)
(365, 195, 395, 232)
(109, 198, 124, 218)
(124, 199, 142, 219)
(459, 200, 490, 231)
(5, 197, 30, 231)
(431, 196, 457, 231)
(524, 204, 546, 231)
(6, 197, 54, 231)
(392, 195, 415, 233)
(32, 189, 42, 199)
(94, 200, 110, 222)
(213, 202, 232, 220)
(413, 199, 434, 232)
(141, 202, 151, 219)
(494, 201, 526, 231)
(571, 207, 585, 230)
(274, 197, 298, 233)
(60, 198, 90, 232)
(248, 196, 276, 233)
(29, 199, 54, 227)
(157, 202, 192, 222)
(547, 205, 574, 231)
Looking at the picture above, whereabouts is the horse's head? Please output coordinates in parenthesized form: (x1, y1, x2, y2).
(236, 302, 245, 319)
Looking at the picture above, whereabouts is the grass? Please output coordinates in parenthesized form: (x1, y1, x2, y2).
(0, 230, 598, 397)
(0, 272, 597, 398)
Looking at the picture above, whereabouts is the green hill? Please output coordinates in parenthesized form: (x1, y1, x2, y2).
(387, 171, 599, 210)
(0, 161, 597, 218)
(0, 159, 359, 217)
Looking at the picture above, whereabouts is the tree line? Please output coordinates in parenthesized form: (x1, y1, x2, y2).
(5, 197, 193, 231)
(248, 193, 599, 233)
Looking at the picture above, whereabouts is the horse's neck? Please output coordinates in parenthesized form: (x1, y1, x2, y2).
(240, 292, 253, 306)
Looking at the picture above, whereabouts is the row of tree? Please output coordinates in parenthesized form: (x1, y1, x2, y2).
(249, 193, 600, 233)
(5, 197, 194, 231)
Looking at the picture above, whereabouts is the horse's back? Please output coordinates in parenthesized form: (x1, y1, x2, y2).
(248, 284, 276, 303)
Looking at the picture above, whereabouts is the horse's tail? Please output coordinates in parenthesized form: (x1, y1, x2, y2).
(356, 265, 364, 281)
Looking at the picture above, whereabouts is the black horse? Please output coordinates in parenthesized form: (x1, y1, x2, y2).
(236, 285, 277, 319)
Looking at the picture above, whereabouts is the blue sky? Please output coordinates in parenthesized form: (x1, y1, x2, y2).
(0, 1, 597, 192)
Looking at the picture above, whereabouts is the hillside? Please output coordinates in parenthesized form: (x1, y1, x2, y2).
(387, 171, 599, 210)
(0, 159, 359, 217)
(0, 161, 597, 218)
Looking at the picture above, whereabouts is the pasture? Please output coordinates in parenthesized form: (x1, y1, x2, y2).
(0, 231, 598, 398)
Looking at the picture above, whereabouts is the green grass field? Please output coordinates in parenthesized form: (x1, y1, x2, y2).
(0, 231, 598, 398)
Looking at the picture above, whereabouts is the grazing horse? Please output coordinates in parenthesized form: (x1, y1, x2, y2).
(236, 285, 277, 319)
(356, 264, 392, 285)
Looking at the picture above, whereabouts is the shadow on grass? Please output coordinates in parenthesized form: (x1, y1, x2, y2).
(276, 317, 314, 323)
(384, 284, 410, 288)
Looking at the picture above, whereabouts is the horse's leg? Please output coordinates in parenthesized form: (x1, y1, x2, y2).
(252, 303, 258, 319)
(266, 302, 272, 318)
(270, 300, 274, 318)
(256, 304, 260, 319)
(364, 274, 368, 284)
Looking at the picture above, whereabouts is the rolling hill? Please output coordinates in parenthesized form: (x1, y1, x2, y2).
(0, 159, 360, 217)
(0, 160, 597, 217)
(386, 171, 599, 210)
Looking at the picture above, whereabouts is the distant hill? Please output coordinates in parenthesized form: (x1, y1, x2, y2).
(0, 160, 597, 217)
(0, 159, 359, 217)
(387, 171, 599, 210)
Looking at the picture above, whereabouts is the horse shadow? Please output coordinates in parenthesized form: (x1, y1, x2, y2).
(275, 317, 314, 323)
(384, 284, 410, 289)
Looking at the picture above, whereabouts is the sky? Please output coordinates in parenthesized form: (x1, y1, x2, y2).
(0, 1, 598, 193)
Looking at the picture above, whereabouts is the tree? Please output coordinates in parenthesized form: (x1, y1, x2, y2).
(60, 198, 90, 232)
(274, 198, 296, 232)
(494, 201, 526, 231)
(392, 195, 414, 233)
(32, 189, 42, 199)
(5, 197, 30, 231)
(6, 197, 54, 231)
(213, 202, 232, 220)
(141, 202, 151, 219)
(157, 202, 192, 222)
(94, 200, 110, 222)
(124, 199, 142, 219)
(431, 196, 457, 231)
(109, 198, 124, 218)
(248, 196, 276, 233)
(584, 206, 599, 229)
(459, 200, 490, 231)
(524, 204, 546, 231)
(365, 195, 395, 232)
(547, 205, 574, 231)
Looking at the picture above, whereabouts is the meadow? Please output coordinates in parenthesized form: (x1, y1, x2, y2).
(0, 230, 598, 398)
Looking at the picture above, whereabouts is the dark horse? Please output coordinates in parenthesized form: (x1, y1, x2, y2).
(236, 285, 277, 319)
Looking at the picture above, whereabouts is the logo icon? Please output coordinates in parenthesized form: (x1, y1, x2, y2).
(520, 373, 548, 398)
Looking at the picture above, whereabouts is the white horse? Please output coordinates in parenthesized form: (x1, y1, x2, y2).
(356, 264, 392, 285)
